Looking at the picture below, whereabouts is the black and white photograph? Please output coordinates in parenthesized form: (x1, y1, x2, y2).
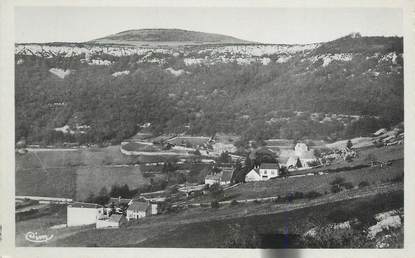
(9, 3, 408, 250)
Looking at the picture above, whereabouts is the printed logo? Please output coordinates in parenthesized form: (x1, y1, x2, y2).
(25, 231, 54, 243)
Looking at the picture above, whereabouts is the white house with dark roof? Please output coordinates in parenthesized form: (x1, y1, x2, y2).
(258, 163, 280, 180)
(67, 202, 104, 227)
(245, 163, 280, 182)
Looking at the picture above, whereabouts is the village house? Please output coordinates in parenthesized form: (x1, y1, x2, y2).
(126, 200, 158, 221)
(67, 202, 104, 227)
(245, 163, 280, 182)
(204, 167, 234, 186)
(96, 214, 127, 229)
(108, 197, 133, 207)
(286, 143, 317, 170)
(126, 201, 149, 220)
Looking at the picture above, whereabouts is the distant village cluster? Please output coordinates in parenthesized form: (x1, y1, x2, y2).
(15, 123, 404, 232)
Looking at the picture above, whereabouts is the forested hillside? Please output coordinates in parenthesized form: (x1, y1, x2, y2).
(15, 33, 403, 146)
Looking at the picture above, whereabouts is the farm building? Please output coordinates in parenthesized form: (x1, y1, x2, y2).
(258, 163, 280, 180)
(96, 214, 127, 229)
(108, 197, 133, 207)
(204, 168, 234, 186)
(205, 173, 221, 185)
(67, 202, 104, 227)
(212, 142, 237, 154)
(126, 201, 149, 220)
(374, 128, 387, 136)
(245, 163, 280, 182)
(126, 200, 158, 221)
(286, 143, 317, 170)
(245, 168, 261, 182)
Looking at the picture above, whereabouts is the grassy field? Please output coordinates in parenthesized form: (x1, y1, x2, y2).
(190, 158, 403, 203)
(15, 204, 95, 247)
(16, 146, 141, 169)
(137, 190, 403, 248)
(166, 136, 210, 146)
(42, 185, 402, 247)
(16, 167, 77, 199)
(122, 142, 160, 152)
(75, 166, 148, 200)
(16, 146, 148, 200)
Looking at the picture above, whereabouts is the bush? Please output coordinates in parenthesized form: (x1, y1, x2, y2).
(253, 199, 262, 204)
(330, 176, 345, 185)
(305, 191, 323, 199)
(331, 184, 342, 193)
(209, 183, 224, 200)
(358, 181, 370, 187)
(290, 191, 305, 200)
(211, 200, 220, 208)
(342, 182, 354, 190)
(390, 174, 404, 183)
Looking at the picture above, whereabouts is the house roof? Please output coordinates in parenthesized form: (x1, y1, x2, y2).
(298, 151, 316, 160)
(68, 202, 102, 209)
(249, 168, 260, 176)
(286, 156, 300, 167)
(205, 173, 222, 181)
(259, 163, 279, 170)
(127, 201, 149, 212)
(108, 198, 132, 206)
(220, 169, 234, 182)
(374, 128, 387, 136)
(109, 214, 124, 223)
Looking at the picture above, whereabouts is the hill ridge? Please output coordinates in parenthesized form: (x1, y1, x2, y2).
(88, 28, 255, 46)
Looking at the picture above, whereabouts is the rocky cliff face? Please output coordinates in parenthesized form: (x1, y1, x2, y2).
(14, 32, 403, 144)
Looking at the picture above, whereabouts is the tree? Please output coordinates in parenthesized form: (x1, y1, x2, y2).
(279, 166, 289, 177)
(94, 187, 110, 205)
(218, 151, 231, 163)
(209, 183, 224, 200)
(346, 139, 353, 149)
(296, 157, 303, 168)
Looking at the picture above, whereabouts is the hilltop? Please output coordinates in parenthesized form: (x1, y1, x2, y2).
(88, 28, 253, 46)
(14, 33, 403, 145)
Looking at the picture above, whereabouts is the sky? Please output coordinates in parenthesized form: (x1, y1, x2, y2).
(15, 7, 403, 44)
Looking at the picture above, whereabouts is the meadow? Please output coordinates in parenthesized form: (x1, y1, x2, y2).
(46, 187, 403, 247)
(15, 146, 148, 201)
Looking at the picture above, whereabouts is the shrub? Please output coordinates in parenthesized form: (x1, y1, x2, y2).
(365, 153, 377, 162)
(342, 182, 354, 190)
(307, 160, 320, 167)
(253, 199, 261, 204)
(290, 191, 305, 200)
(331, 184, 342, 193)
(358, 181, 370, 187)
(211, 200, 220, 208)
(305, 191, 322, 199)
(344, 154, 353, 162)
(209, 183, 224, 199)
(390, 174, 404, 183)
(330, 176, 345, 185)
